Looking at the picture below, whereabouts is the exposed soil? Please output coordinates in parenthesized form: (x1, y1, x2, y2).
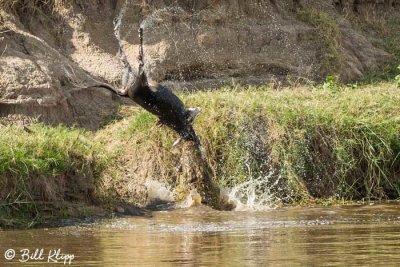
(1, 0, 399, 128)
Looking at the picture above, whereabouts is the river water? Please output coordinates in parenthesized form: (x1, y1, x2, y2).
(1, 204, 400, 266)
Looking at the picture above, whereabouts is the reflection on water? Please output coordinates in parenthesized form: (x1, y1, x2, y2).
(1, 204, 400, 266)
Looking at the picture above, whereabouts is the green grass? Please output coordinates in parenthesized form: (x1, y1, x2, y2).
(0, 124, 108, 228)
(1, 82, 400, 228)
(179, 83, 400, 202)
(97, 82, 400, 203)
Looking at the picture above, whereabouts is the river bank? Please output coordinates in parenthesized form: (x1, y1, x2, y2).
(1, 82, 400, 229)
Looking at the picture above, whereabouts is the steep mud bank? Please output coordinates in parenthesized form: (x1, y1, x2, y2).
(0, 0, 399, 127)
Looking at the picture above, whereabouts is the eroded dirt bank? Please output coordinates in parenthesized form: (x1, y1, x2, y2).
(1, 0, 400, 128)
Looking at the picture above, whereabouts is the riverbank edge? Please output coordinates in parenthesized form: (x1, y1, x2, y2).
(1, 82, 400, 229)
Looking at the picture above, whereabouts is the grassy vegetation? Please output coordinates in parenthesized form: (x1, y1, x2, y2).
(0, 125, 108, 228)
(1, 1, 400, 229)
(296, 7, 342, 78)
(96, 81, 400, 205)
(182, 82, 400, 201)
(1, 82, 400, 228)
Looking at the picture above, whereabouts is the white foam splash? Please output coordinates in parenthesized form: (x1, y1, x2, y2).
(146, 168, 281, 211)
(145, 179, 202, 209)
(221, 173, 281, 211)
(145, 179, 175, 204)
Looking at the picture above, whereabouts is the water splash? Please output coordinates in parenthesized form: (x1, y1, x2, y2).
(145, 179, 203, 209)
(221, 172, 281, 211)
(146, 137, 282, 212)
(145, 179, 175, 205)
(146, 172, 281, 211)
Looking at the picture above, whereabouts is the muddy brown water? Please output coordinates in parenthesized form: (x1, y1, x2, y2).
(1, 204, 400, 266)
